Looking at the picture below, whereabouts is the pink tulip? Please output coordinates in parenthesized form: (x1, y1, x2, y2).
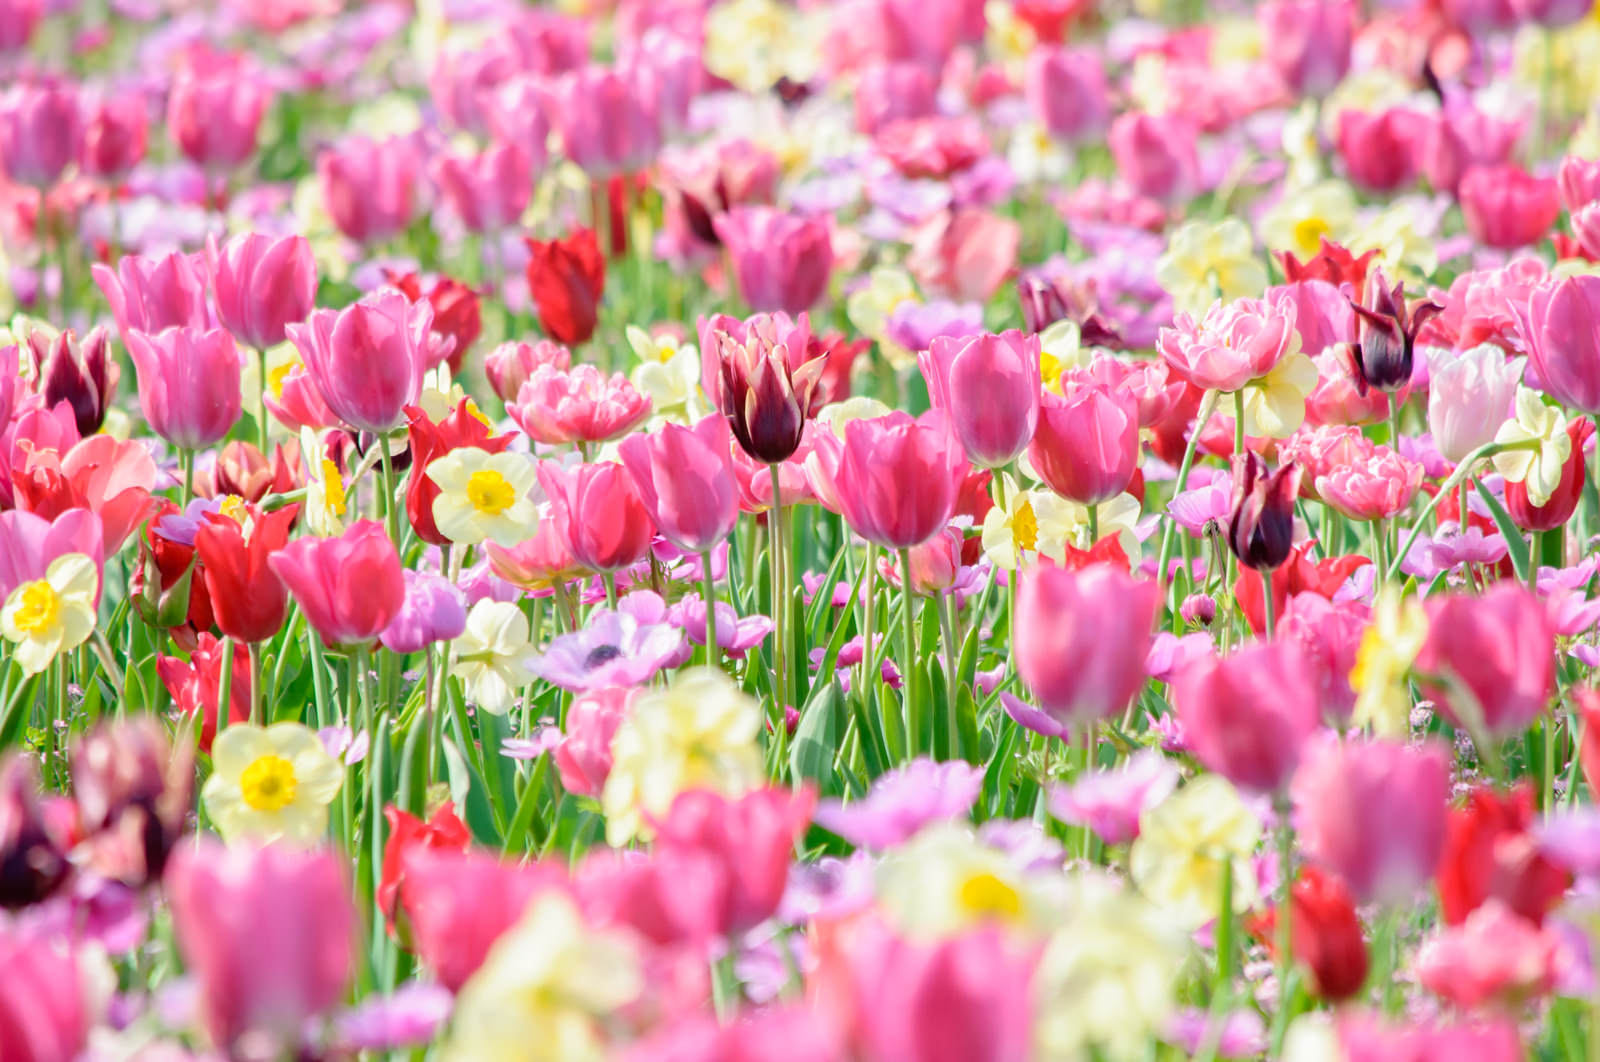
(1276, 593, 1367, 723)
(714, 206, 833, 316)
(618, 414, 739, 553)
(541, 63, 663, 178)
(1570, 204, 1600, 260)
(1336, 108, 1424, 193)
(0, 922, 89, 1062)
(400, 848, 563, 992)
(1418, 103, 1523, 196)
(485, 519, 584, 590)
(483, 77, 551, 174)
(167, 841, 354, 1051)
(1508, 0, 1592, 25)
(167, 57, 271, 170)
(431, 143, 532, 234)
(1159, 297, 1298, 393)
(124, 326, 242, 450)
(1028, 382, 1139, 505)
(829, 410, 968, 550)
(1460, 164, 1561, 250)
(1415, 900, 1559, 1010)
(508, 364, 652, 445)
(209, 232, 318, 351)
(285, 289, 433, 434)
(537, 460, 656, 573)
(268, 520, 405, 646)
(1336, 1013, 1522, 1062)
(0, 509, 102, 604)
(1315, 445, 1423, 520)
(1415, 583, 1554, 738)
(0, 79, 81, 188)
(1015, 562, 1159, 730)
(317, 135, 423, 244)
(1108, 112, 1198, 202)
(553, 686, 635, 797)
(484, 339, 572, 403)
(1557, 155, 1600, 214)
(1291, 734, 1450, 905)
(427, 42, 517, 135)
(919, 331, 1041, 468)
(907, 208, 1021, 303)
(263, 363, 340, 432)
(855, 62, 938, 135)
(1258, 0, 1353, 97)
(1509, 275, 1600, 413)
(91, 250, 211, 341)
(1024, 46, 1109, 142)
(1173, 639, 1322, 794)
(0, 0, 42, 53)
(78, 94, 146, 180)
(1427, 344, 1522, 463)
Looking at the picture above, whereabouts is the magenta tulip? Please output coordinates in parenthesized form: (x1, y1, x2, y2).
(124, 326, 242, 450)
(714, 206, 834, 316)
(268, 520, 406, 646)
(1459, 164, 1561, 250)
(285, 290, 433, 434)
(537, 460, 656, 573)
(1415, 583, 1555, 738)
(91, 250, 211, 341)
(1173, 639, 1321, 794)
(1028, 382, 1139, 505)
(0, 78, 81, 188)
(431, 142, 533, 234)
(618, 414, 739, 553)
(1023, 46, 1109, 142)
(830, 410, 968, 550)
(919, 330, 1041, 468)
(166, 59, 271, 170)
(1257, 0, 1353, 97)
(1108, 111, 1197, 202)
(317, 135, 423, 244)
(78, 94, 147, 179)
(0, 922, 90, 1062)
(209, 232, 318, 351)
(1015, 562, 1159, 730)
(1510, 275, 1600, 413)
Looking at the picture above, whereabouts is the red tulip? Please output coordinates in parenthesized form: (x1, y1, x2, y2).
(379, 802, 472, 939)
(156, 633, 250, 753)
(525, 227, 605, 345)
(537, 460, 655, 573)
(194, 502, 298, 643)
(1250, 866, 1368, 1002)
(404, 400, 515, 547)
(1436, 785, 1570, 927)
(1504, 417, 1593, 531)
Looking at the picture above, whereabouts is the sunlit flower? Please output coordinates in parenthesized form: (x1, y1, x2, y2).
(876, 823, 1067, 938)
(0, 553, 99, 676)
(1155, 220, 1269, 316)
(626, 326, 707, 426)
(1039, 320, 1093, 392)
(1493, 387, 1572, 507)
(201, 722, 344, 845)
(847, 267, 920, 368)
(1349, 586, 1429, 738)
(1260, 181, 1357, 261)
(1129, 775, 1261, 928)
(703, 0, 825, 94)
(1239, 351, 1318, 438)
(451, 600, 537, 716)
(600, 667, 763, 844)
(299, 427, 349, 536)
(427, 448, 539, 548)
(982, 475, 1139, 567)
(1347, 200, 1440, 279)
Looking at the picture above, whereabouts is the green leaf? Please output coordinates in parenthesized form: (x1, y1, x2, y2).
(790, 680, 844, 794)
(1474, 476, 1530, 582)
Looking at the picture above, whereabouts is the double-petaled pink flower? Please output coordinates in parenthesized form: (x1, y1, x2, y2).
(509, 364, 652, 446)
(1159, 297, 1298, 393)
(1315, 444, 1423, 520)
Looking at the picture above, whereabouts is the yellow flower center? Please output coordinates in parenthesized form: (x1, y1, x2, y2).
(267, 359, 298, 399)
(958, 872, 1023, 921)
(466, 468, 516, 516)
(1039, 351, 1064, 393)
(240, 754, 298, 812)
(1348, 626, 1385, 692)
(321, 459, 347, 518)
(464, 398, 493, 429)
(1013, 497, 1039, 554)
(217, 494, 250, 525)
(13, 579, 61, 634)
(1293, 216, 1330, 256)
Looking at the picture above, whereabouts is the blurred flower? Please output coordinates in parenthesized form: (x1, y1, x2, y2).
(525, 228, 605, 346)
(1349, 586, 1427, 737)
(1250, 866, 1369, 1003)
(1415, 900, 1559, 1010)
(1155, 220, 1268, 316)
(1437, 785, 1569, 928)
(815, 757, 984, 850)
(1130, 775, 1262, 928)
(200, 722, 343, 845)
(1048, 749, 1179, 847)
(0, 921, 90, 1062)
(0, 552, 98, 676)
(876, 823, 1065, 938)
(0, 754, 70, 908)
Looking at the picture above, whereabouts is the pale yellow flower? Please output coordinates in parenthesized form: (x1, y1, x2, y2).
(1347, 201, 1440, 279)
(445, 891, 642, 1062)
(601, 668, 764, 844)
(428, 448, 539, 548)
(981, 477, 1139, 567)
(1127, 52, 1172, 115)
(627, 327, 708, 427)
(816, 397, 894, 436)
(298, 428, 349, 536)
(201, 722, 343, 845)
(1281, 103, 1324, 187)
(1129, 776, 1261, 928)
(1007, 120, 1071, 185)
(1493, 386, 1571, 507)
(984, 0, 1038, 74)
(1260, 181, 1358, 261)
(1239, 351, 1317, 439)
(1039, 321, 1093, 392)
(415, 365, 492, 427)
(1512, 22, 1600, 124)
(1350, 586, 1429, 738)
(0, 553, 98, 676)
(846, 267, 919, 369)
(703, 0, 825, 94)
(876, 823, 1068, 939)
(1033, 872, 1189, 1062)
(453, 600, 538, 716)
(1155, 220, 1268, 316)
(1280, 1014, 1341, 1062)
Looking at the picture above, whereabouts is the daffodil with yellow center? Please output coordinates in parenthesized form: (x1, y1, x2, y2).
(601, 668, 763, 845)
(1261, 181, 1358, 261)
(1239, 351, 1317, 438)
(1350, 586, 1429, 738)
(626, 326, 708, 427)
(1493, 387, 1571, 507)
(983, 476, 1085, 568)
(1129, 775, 1261, 929)
(298, 428, 348, 536)
(428, 448, 539, 548)
(1, 553, 99, 676)
(201, 722, 343, 845)
(1039, 320, 1094, 393)
(1154, 219, 1269, 316)
(876, 824, 1068, 938)
(816, 396, 894, 437)
(451, 599, 537, 717)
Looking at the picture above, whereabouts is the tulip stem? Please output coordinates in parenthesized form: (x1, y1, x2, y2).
(938, 590, 962, 762)
(248, 641, 262, 725)
(180, 447, 195, 507)
(767, 464, 789, 724)
(1086, 503, 1099, 544)
(702, 550, 719, 670)
(254, 345, 269, 453)
(216, 637, 234, 736)
(1261, 575, 1276, 637)
(1274, 796, 1294, 1008)
(1232, 390, 1245, 458)
(899, 547, 922, 756)
(1156, 390, 1220, 589)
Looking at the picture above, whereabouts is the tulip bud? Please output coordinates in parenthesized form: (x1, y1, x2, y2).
(0, 754, 70, 908)
(1250, 866, 1369, 1002)
(1227, 453, 1302, 570)
(70, 717, 194, 887)
(22, 326, 117, 436)
(1180, 593, 1216, 627)
(1348, 268, 1442, 393)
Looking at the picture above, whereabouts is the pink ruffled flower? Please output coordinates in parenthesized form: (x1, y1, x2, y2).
(1315, 445, 1423, 520)
(1158, 297, 1298, 393)
(509, 364, 652, 446)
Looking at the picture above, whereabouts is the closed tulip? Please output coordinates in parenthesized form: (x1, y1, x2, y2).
(1427, 345, 1523, 464)
(1336, 108, 1423, 193)
(700, 311, 826, 464)
(540, 63, 662, 178)
(268, 520, 405, 647)
(0, 78, 81, 188)
(1415, 583, 1555, 739)
(1557, 155, 1600, 214)
(1108, 112, 1198, 202)
(432, 143, 532, 234)
(537, 461, 655, 573)
(1508, 0, 1592, 26)
(1227, 452, 1301, 571)
(124, 326, 243, 450)
(0, 0, 41, 53)
(1015, 562, 1159, 730)
(1348, 268, 1441, 393)
(1024, 46, 1109, 142)
(194, 502, 297, 643)
(919, 331, 1041, 468)
(1254, 866, 1369, 1002)
(714, 206, 833, 316)
(21, 326, 117, 436)
(79, 94, 147, 179)
(1028, 382, 1139, 505)
(618, 415, 739, 553)
(286, 290, 433, 434)
(1511, 275, 1600, 413)
(317, 135, 422, 244)
(828, 411, 968, 550)
(1437, 785, 1570, 927)
(525, 227, 606, 346)
(166, 56, 271, 170)
(167, 840, 354, 1052)
(1173, 639, 1321, 794)
(1258, 0, 1353, 97)
(91, 249, 211, 341)
(0, 922, 89, 1062)
(1460, 164, 1561, 250)
(209, 231, 317, 351)
(1291, 734, 1450, 905)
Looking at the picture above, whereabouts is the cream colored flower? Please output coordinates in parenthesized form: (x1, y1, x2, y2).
(428, 448, 539, 548)
(1260, 181, 1358, 261)
(627, 328, 708, 427)
(1281, 103, 1324, 187)
(1347, 200, 1440, 279)
(816, 397, 893, 436)
(982, 477, 1139, 567)
(1129, 776, 1261, 928)
(201, 722, 343, 845)
(1239, 351, 1317, 438)
(1039, 320, 1093, 393)
(1349, 585, 1429, 738)
(876, 823, 1068, 939)
(703, 0, 825, 93)
(1155, 220, 1268, 316)
(1033, 871, 1189, 1062)
(444, 891, 642, 1062)
(0, 553, 99, 676)
(298, 427, 349, 536)
(1008, 120, 1071, 185)
(452, 600, 538, 716)
(984, 0, 1037, 74)
(846, 267, 919, 368)
(1493, 386, 1571, 507)
(601, 668, 764, 844)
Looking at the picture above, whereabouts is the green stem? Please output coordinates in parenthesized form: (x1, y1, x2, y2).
(1156, 390, 1221, 587)
(767, 464, 788, 716)
(181, 448, 195, 508)
(216, 638, 235, 735)
(1275, 797, 1295, 1006)
(255, 346, 269, 453)
(1086, 502, 1099, 544)
(1232, 390, 1246, 457)
(702, 550, 720, 669)
(898, 547, 921, 755)
(937, 591, 962, 762)
(248, 640, 263, 725)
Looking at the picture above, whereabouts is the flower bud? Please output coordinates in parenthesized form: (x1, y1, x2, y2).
(1180, 593, 1216, 627)
(1227, 452, 1302, 571)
